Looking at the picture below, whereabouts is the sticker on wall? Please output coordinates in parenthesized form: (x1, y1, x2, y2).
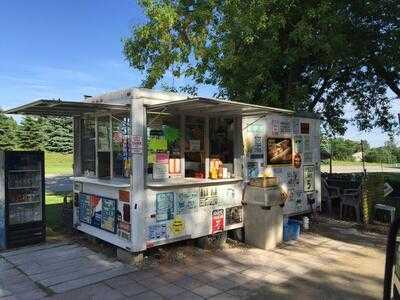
(117, 191, 131, 240)
(79, 194, 117, 234)
(153, 163, 169, 180)
(169, 216, 185, 236)
(131, 135, 144, 154)
(101, 198, 117, 233)
(176, 191, 199, 214)
(303, 165, 315, 192)
(199, 187, 218, 207)
(226, 206, 243, 226)
(74, 182, 83, 193)
(156, 153, 169, 164)
(248, 123, 265, 134)
(148, 223, 169, 240)
(287, 170, 300, 189)
(293, 153, 302, 169)
(293, 136, 304, 154)
(212, 209, 224, 234)
(266, 138, 292, 165)
(252, 136, 263, 154)
(247, 162, 259, 179)
(280, 121, 291, 134)
(223, 188, 236, 206)
(301, 123, 310, 134)
(156, 192, 174, 222)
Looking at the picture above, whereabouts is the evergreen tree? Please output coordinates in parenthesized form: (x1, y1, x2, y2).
(17, 116, 46, 150)
(44, 117, 73, 153)
(0, 110, 17, 150)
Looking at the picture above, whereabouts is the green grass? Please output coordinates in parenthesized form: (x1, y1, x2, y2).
(321, 160, 398, 167)
(45, 152, 73, 175)
(46, 193, 67, 231)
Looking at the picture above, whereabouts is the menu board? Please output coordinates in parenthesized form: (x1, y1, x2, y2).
(79, 193, 117, 233)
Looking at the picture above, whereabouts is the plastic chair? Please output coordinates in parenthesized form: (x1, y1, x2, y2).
(340, 187, 362, 223)
(322, 179, 341, 216)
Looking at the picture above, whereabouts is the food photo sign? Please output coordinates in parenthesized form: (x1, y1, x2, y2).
(266, 138, 293, 165)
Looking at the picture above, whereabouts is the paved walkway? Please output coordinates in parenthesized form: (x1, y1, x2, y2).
(0, 219, 386, 299)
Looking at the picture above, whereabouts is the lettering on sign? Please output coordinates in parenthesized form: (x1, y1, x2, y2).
(131, 135, 143, 154)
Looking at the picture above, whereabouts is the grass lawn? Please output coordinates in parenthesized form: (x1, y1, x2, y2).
(46, 193, 67, 231)
(45, 152, 73, 176)
(321, 160, 396, 167)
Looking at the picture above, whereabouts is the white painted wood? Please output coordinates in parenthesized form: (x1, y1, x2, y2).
(130, 98, 147, 252)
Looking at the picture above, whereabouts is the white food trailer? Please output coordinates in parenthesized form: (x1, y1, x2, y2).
(7, 88, 321, 252)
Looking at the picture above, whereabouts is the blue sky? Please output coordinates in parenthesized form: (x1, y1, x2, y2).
(0, 0, 397, 147)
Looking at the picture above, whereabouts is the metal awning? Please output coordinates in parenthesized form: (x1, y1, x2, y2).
(5, 99, 129, 117)
(146, 97, 294, 116)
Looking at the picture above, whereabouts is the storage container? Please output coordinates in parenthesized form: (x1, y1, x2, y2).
(283, 219, 300, 241)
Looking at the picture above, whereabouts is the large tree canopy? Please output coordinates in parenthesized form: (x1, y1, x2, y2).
(124, 0, 400, 134)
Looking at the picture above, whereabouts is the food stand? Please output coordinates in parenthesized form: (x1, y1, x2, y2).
(6, 88, 321, 252)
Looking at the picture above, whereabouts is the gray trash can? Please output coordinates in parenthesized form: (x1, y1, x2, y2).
(243, 185, 284, 250)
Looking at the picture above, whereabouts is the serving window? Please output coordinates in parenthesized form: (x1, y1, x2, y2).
(147, 114, 181, 179)
(146, 112, 237, 181)
(79, 112, 131, 180)
(81, 115, 96, 177)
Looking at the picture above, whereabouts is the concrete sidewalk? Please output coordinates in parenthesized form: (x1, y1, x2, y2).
(0, 219, 386, 299)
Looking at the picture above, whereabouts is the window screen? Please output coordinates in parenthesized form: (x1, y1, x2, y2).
(81, 115, 96, 176)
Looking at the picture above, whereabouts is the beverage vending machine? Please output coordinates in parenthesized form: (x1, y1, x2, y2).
(0, 151, 45, 249)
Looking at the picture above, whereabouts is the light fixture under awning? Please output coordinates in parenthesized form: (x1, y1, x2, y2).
(146, 97, 294, 116)
(5, 100, 129, 117)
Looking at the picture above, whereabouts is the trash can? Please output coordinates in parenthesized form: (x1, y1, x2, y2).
(243, 185, 284, 250)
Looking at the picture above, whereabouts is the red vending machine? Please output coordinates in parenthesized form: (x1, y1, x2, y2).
(0, 151, 46, 249)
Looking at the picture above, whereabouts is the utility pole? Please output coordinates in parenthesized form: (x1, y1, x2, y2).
(360, 140, 366, 176)
(329, 139, 333, 174)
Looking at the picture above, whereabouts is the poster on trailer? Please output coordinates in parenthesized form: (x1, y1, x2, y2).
(212, 209, 224, 234)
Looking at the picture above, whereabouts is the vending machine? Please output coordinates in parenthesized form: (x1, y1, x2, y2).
(0, 151, 45, 249)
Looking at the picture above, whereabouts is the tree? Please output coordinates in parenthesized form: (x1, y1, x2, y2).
(17, 117, 46, 150)
(44, 117, 73, 153)
(0, 111, 17, 150)
(124, 0, 400, 135)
